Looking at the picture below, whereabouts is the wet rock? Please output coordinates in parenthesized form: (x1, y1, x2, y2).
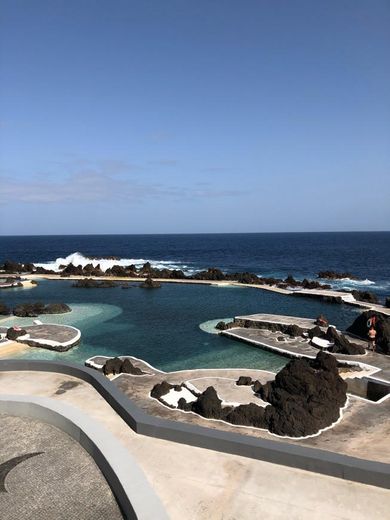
(215, 321, 229, 331)
(318, 271, 358, 280)
(72, 278, 117, 288)
(44, 303, 71, 314)
(1, 260, 24, 273)
(13, 302, 71, 317)
(13, 302, 46, 317)
(193, 268, 226, 281)
(140, 276, 161, 288)
(347, 311, 390, 355)
(61, 263, 85, 276)
(351, 290, 378, 304)
(385, 297, 390, 309)
(236, 376, 252, 386)
(35, 266, 55, 274)
(107, 265, 128, 277)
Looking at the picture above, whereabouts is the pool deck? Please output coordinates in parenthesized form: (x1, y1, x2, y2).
(0, 368, 389, 519)
(85, 355, 390, 464)
(0, 324, 80, 352)
(220, 313, 390, 383)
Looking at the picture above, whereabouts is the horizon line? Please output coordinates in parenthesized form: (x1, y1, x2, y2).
(1, 230, 390, 238)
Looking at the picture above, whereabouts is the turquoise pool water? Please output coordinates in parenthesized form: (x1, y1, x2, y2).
(1, 280, 360, 372)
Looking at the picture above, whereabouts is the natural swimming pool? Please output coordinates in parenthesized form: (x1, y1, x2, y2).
(1, 280, 361, 372)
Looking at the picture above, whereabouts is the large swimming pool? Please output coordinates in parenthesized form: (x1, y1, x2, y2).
(1, 280, 360, 372)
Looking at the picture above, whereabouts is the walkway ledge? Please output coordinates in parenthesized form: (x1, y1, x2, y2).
(0, 394, 167, 520)
(0, 359, 389, 490)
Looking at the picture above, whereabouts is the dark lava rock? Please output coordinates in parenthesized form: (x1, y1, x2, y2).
(140, 276, 161, 288)
(107, 265, 128, 277)
(308, 326, 325, 339)
(121, 358, 144, 375)
(61, 263, 85, 276)
(225, 403, 266, 428)
(252, 380, 262, 394)
(177, 397, 193, 411)
(301, 279, 331, 290)
(233, 272, 260, 284)
(72, 278, 117, 288)
(236, 376, 252, 386)
(347, 311, 390, 355)
(258, 351, 347, 437)
(0, 302, 10, 315)
(318, 271, 358, 280)
(215, 321, 229, 331)
(103, 357, 123, 376)
(151, 380, 173, 399)
(193, 268, 226, 281)
(1, 260, 24, 273)
(44, 303, 71, 314)
(191, 386, 224, 419)
(13, 302, 71, 317)
(35, 266, 55, 275)
(325, 327, 365, 355)
(13, 302, 46, 317)
(351, 290, 378, 304)
(385, 297, 390, 309)
(285, 324, 304, 337)
(6, 327, 27, 340)
(102, 357, 145, 376)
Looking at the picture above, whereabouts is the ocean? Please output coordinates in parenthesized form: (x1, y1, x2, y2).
(0, 232, 388, 370)
(1, 232, 389, 296)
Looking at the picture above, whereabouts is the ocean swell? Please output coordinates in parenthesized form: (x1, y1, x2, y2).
(34, 251, 194, 274)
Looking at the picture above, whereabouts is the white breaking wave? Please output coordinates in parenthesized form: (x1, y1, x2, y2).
(34, 251, 192, 274)
(331, 278, 376, 288)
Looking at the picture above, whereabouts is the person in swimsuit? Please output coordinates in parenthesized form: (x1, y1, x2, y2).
(368, 327, 377, 352)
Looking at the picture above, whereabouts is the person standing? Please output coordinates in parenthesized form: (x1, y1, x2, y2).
(368, 327, 377, 352)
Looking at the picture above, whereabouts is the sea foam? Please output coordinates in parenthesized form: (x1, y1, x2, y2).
(34, 251, 191, 273)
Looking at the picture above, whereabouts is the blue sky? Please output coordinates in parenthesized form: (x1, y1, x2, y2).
(1, 0, 389, 234)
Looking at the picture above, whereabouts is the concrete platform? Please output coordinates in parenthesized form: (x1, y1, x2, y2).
(0, 369, 389, 519)
(0, 413, 122, 520)
(84, 355, 390, 464)
(0, 324, 80, 352)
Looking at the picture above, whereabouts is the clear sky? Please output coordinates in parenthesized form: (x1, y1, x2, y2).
(1, 0, 389, 235)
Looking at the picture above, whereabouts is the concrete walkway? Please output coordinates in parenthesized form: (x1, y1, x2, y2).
(0, 413, 122, 520)
(0, 369, 389, 519)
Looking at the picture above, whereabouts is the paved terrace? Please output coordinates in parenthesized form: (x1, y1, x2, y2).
(86, 356, 390, 464)
(0, 324, 80, 351)
(0, 368, 389, 519)
(222, 313, 390, 383)
(0, 414, 122, 520)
